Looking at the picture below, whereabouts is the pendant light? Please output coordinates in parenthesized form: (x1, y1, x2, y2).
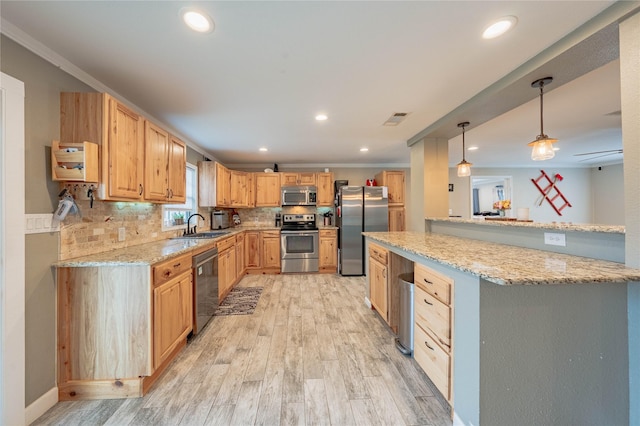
(456, 121, 472, 177)
(528, 77, 557, 160)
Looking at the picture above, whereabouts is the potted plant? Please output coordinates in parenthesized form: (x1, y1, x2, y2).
(172, 212, 185, 226)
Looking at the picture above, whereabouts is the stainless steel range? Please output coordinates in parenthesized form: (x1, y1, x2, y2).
(280, 214, 319, 273)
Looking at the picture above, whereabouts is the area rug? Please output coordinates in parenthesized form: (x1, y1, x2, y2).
(215, 287, 263, 316)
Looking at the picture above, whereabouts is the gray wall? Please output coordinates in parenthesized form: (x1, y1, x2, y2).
(1, 35, 95, 405)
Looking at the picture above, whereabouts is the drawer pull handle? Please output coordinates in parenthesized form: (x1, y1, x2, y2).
(424, 341, 434, 351)
(423, 298, 433, 306)
(423, 278, 433, 285)
(163, 271, 171, 277)
(173, 263, 181, 268)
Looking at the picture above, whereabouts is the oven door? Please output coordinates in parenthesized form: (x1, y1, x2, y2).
(280, 230, 319, 273)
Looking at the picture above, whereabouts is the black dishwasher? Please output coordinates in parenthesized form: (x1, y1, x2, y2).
(192, 247, 218, 335)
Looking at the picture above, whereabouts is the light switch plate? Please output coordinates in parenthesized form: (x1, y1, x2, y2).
(544, 232, 566, 246)
(118, 227, 126, 242)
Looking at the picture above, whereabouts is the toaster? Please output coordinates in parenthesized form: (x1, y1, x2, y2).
(211, 210, 231, 229)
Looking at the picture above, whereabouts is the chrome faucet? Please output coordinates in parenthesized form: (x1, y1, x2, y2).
(185, 213, 205, 235)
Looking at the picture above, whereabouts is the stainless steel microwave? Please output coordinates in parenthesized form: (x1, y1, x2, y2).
(281, 185, 317, 206)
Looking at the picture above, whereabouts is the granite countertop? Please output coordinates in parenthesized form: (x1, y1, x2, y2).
(426, 217, 625, 234)
(363, 231, 640, 286)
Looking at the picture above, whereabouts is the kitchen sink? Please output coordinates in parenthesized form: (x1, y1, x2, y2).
(171, 230, 231, 239)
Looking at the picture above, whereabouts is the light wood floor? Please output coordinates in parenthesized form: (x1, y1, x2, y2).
(33, 274, 451, 425)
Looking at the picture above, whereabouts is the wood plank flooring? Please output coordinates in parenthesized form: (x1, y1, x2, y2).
(33, 274, 451, 425)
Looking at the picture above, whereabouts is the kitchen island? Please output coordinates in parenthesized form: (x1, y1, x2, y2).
(363, 231, 640, 426)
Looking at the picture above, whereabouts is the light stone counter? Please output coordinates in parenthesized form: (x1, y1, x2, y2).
(427, 217, 625, 234)
(363, 231, 640, 285)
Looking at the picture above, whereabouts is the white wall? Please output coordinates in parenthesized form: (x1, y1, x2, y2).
(449, 167, 610, 224)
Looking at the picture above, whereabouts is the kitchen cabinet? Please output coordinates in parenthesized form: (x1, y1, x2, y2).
(218, 236, 237, 300)
(245, 231, 261, 269)
(367, 241, 413, 333)
(413, 263, 454, 402)
(254, 172, 281, 207)
(281, 172, 316, 186)
(198, 161, 230, 207)
(368, 243, 389, 320)
(319, 229, 337, 272)
(316, 172, 334, 207)
(375, 170, 405, 207)
(236, 232, 246, 278)
(261, 231, 281, 271)
(60, 92, 144, 201)
(230, 170, 250, 207)
(388, 206, 406, 232)
(144, 122, 186, 203)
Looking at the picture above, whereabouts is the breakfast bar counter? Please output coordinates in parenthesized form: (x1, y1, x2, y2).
(363, 231, 639, 426)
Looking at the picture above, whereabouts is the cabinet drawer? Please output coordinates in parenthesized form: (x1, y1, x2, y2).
(217, 235, 235, 252)
(368, 242, 388, 265)
(319, 229, 336, 238)
(261, 230, 280, 238)
(415, 263, 452, 305)
(236, 233, 245, 243)
(415, 285, 451, 350)
(414, 322, 451, 401)
(153, 253, 192, 287)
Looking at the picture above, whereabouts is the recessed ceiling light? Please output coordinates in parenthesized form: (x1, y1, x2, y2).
(259, 147, 268, 152)
(360, 147, 369, 152)
(468, 146, 479, 151)
(315, 114, 328, 121)
(553, 147, 560, 151)
(482, 16, 517, 39)
(181, 8, 214, 33)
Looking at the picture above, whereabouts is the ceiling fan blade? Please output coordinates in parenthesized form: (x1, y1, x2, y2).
(573, 149, 623, 157)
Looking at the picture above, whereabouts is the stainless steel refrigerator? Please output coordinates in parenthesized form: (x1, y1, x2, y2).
(337, 186, 388, 276)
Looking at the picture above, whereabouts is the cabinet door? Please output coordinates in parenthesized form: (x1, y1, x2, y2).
(230, 170, 248, 207)
(107, 99, 144, 200)
(236, 234, 245, 277)
(369, 257, 388, 320)
(316, 172, 334, 206)
(168, 135, 186, 202)
(154, 272, 192, 369)
(218, 249, 230, 299)
(388, 207, 406, 232)
(144, 121, 170, 202)
(216, 164, 231, 207)
(319, 230, 337, 270)
(281, 173, 299, 185)
(255, 173, 281, 207)
(228, 245, 237, 289)
(298, 173, 316, 185)
(386, 171, 405, 206)
(245, 231, 261, 269)
(261, 234, 281, 269)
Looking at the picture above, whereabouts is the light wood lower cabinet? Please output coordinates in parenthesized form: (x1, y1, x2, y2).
(236, 233, 246, 277)
(261, 231, 281, 271)
(218, 236, 237, 300)
(56, 251, 196, 400)
(319, 229, 337, 272)
(153, 270, 192, 369)
(244, 230, 281, 273)
(367, 242, 413, 333)
(413, 263, 454, 402)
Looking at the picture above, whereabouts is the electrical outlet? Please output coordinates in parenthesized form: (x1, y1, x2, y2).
(118, 227, 126, 242)
(544, 232, 566, 246)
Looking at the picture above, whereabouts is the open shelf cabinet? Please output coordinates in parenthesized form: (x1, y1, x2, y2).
(51, 140, 98, 182)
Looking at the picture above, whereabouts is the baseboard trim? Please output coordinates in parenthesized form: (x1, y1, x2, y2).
(25, 386, 58, 425)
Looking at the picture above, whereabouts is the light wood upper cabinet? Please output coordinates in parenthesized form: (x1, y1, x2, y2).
(60, 92, 186, 203)
(144, 121, 170, 202)
(168, 135, 186, 203)
(316, 172, 334, 206)
(319, 229, 337, 272)
(254, 172, 281, 207)
(198, 161, 230, 207)
(375, 170, 405, 206)
(230, 170, 250, 207)
(281, 172, 316, 186)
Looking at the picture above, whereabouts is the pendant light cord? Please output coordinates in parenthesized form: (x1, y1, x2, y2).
(539, 82, 545, 137)
(462, 125, 467, 161)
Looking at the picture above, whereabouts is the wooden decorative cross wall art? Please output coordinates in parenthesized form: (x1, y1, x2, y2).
(531, 170, 572, 215)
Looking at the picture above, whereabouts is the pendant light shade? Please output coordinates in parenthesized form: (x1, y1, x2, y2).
(528, 77, 557, 161)
(456, 121, 472, 177)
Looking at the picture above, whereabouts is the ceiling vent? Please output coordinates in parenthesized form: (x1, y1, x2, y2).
(383, 112, 410, 126)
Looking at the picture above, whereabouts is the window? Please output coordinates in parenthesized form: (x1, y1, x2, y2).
(162, 163, 198, 231)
